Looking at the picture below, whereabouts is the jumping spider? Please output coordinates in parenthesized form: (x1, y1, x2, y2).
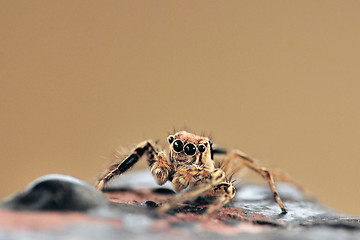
(97, 131, 302, 215)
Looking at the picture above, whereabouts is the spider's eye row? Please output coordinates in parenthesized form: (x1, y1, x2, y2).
(184, 143, 197, 156)
(172, 140, 199, 155)
(168, 135, 174, 144)
(198, 144, 206, 152)
(173, 140, 183, 152)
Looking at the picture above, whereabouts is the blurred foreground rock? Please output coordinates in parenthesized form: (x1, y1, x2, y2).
(1, 171, 360, 240)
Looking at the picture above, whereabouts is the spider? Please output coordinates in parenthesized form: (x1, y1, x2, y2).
(97, 130, 302, 215)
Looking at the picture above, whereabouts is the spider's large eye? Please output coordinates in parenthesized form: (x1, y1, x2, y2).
(168, 135, 174, 144)
(198, 144, 206, 152)
(173, 140, 183, 152)
(184, 143, 197, 156)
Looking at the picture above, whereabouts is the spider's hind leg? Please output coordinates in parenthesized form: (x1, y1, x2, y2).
(96, 140, 170, 190)
(224, 150, 288, 214)
(270, 168, 312, 198)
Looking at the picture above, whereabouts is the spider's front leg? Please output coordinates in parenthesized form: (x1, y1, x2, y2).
(96, 140, 171, 190)
(204, 182, 236, 216)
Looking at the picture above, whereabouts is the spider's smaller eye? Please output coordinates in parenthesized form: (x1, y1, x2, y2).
(198, 144, 206, 152)
(173, 140, 183, 152)
(184, 143, 197, 156)
(168, 135, 174, 144)
(208, 140, 213, 146)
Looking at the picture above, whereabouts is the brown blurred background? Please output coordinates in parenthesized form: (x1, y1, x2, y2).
(1, 1, 359, 215)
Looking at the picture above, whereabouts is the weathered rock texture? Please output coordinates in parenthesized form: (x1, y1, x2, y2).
(1, 172, 359, 240)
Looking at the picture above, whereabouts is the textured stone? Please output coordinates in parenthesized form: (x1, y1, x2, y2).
(1, 171, 360, 240)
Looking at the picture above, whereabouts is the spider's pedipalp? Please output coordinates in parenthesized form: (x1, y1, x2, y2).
(150, 152, 171, 185)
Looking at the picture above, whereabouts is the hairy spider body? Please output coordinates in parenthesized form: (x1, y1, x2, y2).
(97, 131, 298, 215)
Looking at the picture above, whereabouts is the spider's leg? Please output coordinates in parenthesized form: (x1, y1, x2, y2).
(220, 151, 246, 177)
(170, 166, 205, 192)
(212, 145, 246, 175)
(221, 151, 309, 197)
(203, 181, 236, 216)
(225, 150, 288, 214)
(97, 140, 170, 190)
(158, 169, 226, 214)
(211, 144, 227, 159)
(270, 168, 312, 198)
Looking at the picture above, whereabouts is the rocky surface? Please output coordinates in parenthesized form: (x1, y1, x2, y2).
(1, 171, 359, 240)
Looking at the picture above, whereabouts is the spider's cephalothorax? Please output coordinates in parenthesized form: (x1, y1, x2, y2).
(97, 130, 299, 215)
(168, 131, 214, 174)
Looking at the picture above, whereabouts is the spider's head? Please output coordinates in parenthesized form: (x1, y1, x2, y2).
(167, 131, 213, 167)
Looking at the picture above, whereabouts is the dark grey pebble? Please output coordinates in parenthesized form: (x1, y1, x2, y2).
(0, 174, 108, 211)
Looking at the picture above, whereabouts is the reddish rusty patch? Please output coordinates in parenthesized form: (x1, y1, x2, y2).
(166, 212, 268, 235)
(222, 207, 246, 215)
(104, 189, 272, 222)
(103, 189, 275, 235)
(0, 210, 122, 231)
(176, 212, 202, 221)
(251, 212, 274, 222)
(105, 189, 172, 204)
(216, 207, 246, 220)
(198, 219, 268, 235)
